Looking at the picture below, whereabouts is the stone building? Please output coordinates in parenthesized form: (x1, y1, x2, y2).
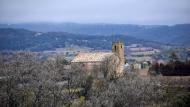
(71, 42, 125, 77)
(112, 41, 125, 66)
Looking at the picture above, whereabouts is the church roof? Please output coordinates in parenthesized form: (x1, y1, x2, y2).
(71, 52, 113, 63)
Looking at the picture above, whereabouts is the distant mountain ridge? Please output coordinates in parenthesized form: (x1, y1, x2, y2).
(0, 23, 190, 46)
(0, 28, 149, 51)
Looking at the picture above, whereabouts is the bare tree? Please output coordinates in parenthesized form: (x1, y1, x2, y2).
(0, 51, 40, 107)
(85, 72, 162, 107)
(0, 52, 167, 107)
(100, 55, 120, 80)
(0, 52, 73, 107)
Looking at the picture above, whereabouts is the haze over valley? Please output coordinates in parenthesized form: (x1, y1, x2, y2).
(0, 23, 190, 52)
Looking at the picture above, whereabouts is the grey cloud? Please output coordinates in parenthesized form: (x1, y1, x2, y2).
(0, 0, 190, 25)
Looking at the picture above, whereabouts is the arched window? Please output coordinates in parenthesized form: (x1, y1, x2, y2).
(121, 45, 122, 48)
(115, 45, 117, 51)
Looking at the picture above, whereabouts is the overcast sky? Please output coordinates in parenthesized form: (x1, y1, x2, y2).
(0, 0, 190, 25)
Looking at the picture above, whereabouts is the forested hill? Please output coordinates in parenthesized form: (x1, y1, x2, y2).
(0, 23, 190, 46)
(0, 28, 148, 51)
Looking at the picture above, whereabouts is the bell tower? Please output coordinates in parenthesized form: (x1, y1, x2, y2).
(112, 41, 125, 66)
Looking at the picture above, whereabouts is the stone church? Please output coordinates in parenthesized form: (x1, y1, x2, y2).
(71, 41, 125, 76)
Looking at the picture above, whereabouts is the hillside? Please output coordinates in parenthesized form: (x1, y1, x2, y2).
(0, 23, 190, 46)
(0, 28, 149, 51)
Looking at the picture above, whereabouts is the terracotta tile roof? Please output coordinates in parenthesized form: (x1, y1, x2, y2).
(71, 52, 113, 63)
